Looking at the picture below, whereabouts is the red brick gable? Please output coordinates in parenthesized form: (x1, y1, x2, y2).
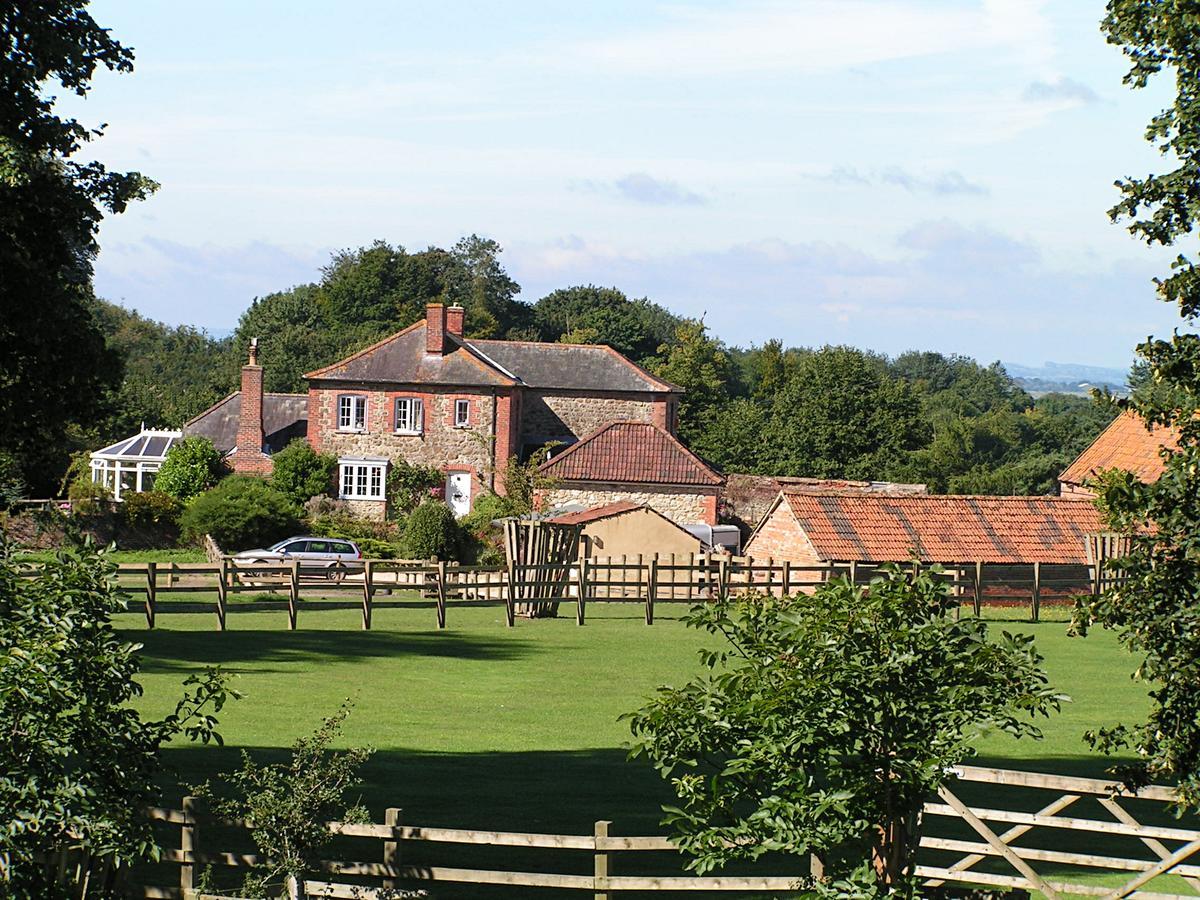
(539, 421, 723, 486)
(780, 492, 1105, 565)
(1060, 411, 1178, 488)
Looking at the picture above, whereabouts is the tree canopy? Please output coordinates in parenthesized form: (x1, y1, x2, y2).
(0, 0, 156, 493)
(1073, 3, 1200, 808)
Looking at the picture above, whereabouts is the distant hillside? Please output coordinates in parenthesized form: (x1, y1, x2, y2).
(1002, 361, 1128, 397)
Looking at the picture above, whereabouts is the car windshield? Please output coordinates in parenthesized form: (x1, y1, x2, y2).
(267, 539, 293, 552)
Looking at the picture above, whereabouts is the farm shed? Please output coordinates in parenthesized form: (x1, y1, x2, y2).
(537, 421, 724, 526)
(1059, 410, 1177, 497)
(745, 490, 1105, 568)
(548, 501, 705, 558)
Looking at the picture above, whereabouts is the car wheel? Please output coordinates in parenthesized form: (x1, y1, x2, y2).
(327, 564, 346, 583)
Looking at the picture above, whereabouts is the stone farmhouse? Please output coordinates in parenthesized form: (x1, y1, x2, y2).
(298, 303, 688, 520)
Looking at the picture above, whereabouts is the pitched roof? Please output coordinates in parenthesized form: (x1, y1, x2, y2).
(539, 421, 724, 487)
(304, 322, 516, 387)
(183, 392, 309, 454)
(548, 500, 644, 525)
(1060, 411, 1177, 487)
(466, 339, 677, 392)
(778, 492, 1105, 564)
(304, 319, 677, 393)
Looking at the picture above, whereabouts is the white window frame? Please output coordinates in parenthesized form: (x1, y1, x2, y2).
(337, 394, 367, 432)
(454, 398, 470, 428)
(394, 397, 424, 435)
(338, 458, 387, 501)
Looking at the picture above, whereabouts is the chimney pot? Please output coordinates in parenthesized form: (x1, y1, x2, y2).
(248, 337, 259, 367)
(446, 304, 465, 339)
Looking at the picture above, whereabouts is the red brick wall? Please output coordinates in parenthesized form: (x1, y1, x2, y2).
(744, 502, 824, 565)
(426, 304, 446, 354)
(230, 364, 272, 475)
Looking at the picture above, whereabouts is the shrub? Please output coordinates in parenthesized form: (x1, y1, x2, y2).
(458, 492, 516, 563)
(402, 500, 461, 560)
(121, 490, 182, 528)
(386, 459, 443, 519)
(270, 440, 336, 505)
(0, 452, 27, 510)
(156, 437, 224, 504)
(67, 478, 112, 516)
(180, 477, 302, 551)
(501, 447, 559, 515)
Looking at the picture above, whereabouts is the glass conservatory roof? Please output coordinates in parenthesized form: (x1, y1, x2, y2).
(91, 428, 183, 463)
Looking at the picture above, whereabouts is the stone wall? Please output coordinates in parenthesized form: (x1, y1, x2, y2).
(309, 384, 497, 490)
(520, 390, 656, 446)
(542, 482, 718, 527)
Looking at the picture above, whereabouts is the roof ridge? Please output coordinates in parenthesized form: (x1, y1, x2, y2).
(469, 338, 680, 392)
(784, 490, 1095, 502)
(538, 420, 621, 471)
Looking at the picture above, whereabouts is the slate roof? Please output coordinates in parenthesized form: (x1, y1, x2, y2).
(539, 421, 724, 487)
(183, 392, 309, 454)
(1060, 411, 1177, 487)
(304, 320, 678, 393)
(779, 492, 1105, 565)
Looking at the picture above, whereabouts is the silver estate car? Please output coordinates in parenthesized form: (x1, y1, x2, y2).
(234, 536, 363, 581)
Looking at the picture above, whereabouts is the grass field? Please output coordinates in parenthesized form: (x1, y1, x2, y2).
(122, 603, 1150, 829)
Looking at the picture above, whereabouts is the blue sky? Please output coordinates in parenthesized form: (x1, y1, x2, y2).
(68, 0, 1189, 368)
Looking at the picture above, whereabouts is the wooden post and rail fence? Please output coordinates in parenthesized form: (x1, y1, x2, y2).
(132, 765, 1200, 899)
(17, 540, 1129, 630)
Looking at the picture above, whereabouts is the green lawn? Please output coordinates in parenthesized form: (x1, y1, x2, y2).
(122, 603, 1159, 897)
(17, 547, 207, 564)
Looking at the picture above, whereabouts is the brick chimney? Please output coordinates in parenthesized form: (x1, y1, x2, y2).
(231, 338, 271, 474)
(446, 304, 464, 339)
(426, 303, 447, 354)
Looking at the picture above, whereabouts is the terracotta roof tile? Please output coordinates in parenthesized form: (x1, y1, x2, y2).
(1060, 411, 1177, 487)
(782, 492, 1105, 564)
(548, 501, 647, 525)
(539, 421, 724, 486)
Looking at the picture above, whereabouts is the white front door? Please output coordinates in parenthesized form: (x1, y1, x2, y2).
(446, 472, 471, 517)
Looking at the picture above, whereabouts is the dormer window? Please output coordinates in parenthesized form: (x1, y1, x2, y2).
(338, 395, 367, 432)
(395, 397, 424, 435)
(454, 399, 470, 428)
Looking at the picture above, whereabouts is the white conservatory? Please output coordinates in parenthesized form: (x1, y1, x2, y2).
(89, 428, 183, 501)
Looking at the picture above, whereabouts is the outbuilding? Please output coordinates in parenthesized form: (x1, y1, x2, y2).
(548, 501, 706, 559)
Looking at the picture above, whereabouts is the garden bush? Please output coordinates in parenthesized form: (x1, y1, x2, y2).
(180, 477, 301, 551)
(386, 459, 443, 519)
(402, 500, 461, 560)
(458, 492, 516, 564)
(66, 478, 112, 516)
(120, 490, 182, 528)
(155, 437, 224, 504)
(270, 440, 336, 505)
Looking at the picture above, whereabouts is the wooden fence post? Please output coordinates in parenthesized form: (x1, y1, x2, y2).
(718, 556, 729, 598)
(594, 819, 611, 900)
(361, 559, 373, 630)
(849, 560, 858, 587)
(180, 795, 196, 897)
(383, 806, 402, 891)
(505, 559, 516, 627)
(215, 558, 228, 632)
(687, 553, 695, 602)
(576, 557, 589, 626)
(436, 560, 447, 629)
(646, 555, 657, 625)
(782, 559, 791, 596)
(288, 558, 299, 630)
(973, 561, 983, 617)
(1031, 561, 1041, 623)
(145, 561, 156, 629)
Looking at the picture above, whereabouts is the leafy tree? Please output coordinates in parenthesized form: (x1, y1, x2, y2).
(0, 540, 235, 897)
(686, 399, 770, 473)
(627, 567, 1061, 894)
(194, 704, 371, 900)
(446, 234, 531, 339)
(0, 0, 156, 493)
(180, 476, 301, 551)
(500, 445, 559, 515)
(402, 499, 461, 559)
(761, 346, 929, 480)
(155, 437, 224, 504)
(652, 321, 736, 449)
(533, 285, 679, 362)
(269, 439, 336, 506)
(1072, 3, 1200, 807)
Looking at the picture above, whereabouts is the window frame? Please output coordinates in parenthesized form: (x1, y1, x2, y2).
(337, 394, 368, 432)
(338, 459, 387, 501)
(394, 396, 425, 435)
(454, 398, 471, 428)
